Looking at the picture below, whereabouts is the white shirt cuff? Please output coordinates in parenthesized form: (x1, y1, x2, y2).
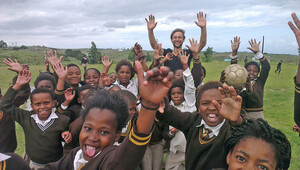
(61, 104, 68, 110)
(254, 52, 263, 60)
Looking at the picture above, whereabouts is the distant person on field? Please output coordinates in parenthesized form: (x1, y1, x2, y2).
(146, 11, 207, 72)
(288, 12, 300, 133)
(244, 56, 248, 65)
(81, 56, 88, 72)
(275, 60, 283, 74)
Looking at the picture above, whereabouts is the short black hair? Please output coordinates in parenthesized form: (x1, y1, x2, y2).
(30, 88, 55, 103)
(196, 81, 222, 109)
(115, 60, 134, 79)
(245, 61, 260, 73)
(34, 72, 56, 89)
(83, 68, 100, 81)
(67, 63, 81, 72)
(81, 90, 129, 132)
(225, 118, 291, 170)
(115, 90, 137, 105)
(78, 85, 94, 94)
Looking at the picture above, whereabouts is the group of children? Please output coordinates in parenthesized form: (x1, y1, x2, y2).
(0, 11, 298, 170)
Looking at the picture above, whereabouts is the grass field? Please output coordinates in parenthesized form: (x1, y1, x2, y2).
(0, 59, 299, 169)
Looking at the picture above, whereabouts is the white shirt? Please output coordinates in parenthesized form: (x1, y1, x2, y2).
(114, 79, 138, 97)
(196, 119, 226, 138)
(31, 110, 58, 126)
(169, 68, 196, 153)
(74, 149, 101, 169)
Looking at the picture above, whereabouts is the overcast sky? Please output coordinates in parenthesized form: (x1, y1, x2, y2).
(1, 0, 300, 55)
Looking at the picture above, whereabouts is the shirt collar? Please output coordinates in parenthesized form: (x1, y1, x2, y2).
(0, 153, 11, 162)
(196, 119, 225, 136)
(31, 109, 58, 126)
(74, 149, 101, 169)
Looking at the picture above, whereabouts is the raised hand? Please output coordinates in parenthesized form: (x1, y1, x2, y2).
(153, 44, 164, 60)
(231, 36, 240, 52)
(212, 84, 242, 124)
(61, 131, 72, 143)
(195, 11, 207, 28)
(136, 61, 173, 106)
(178, 50, 190, 70)
(186, 38, 199, 55)
(145, 14, 158, 30)
(3, 58, 23, 72)
(247, 39, 260, 54)
(288, 13, 300, 48)
(45, 50, 63, 66)
(64, 88, 75, 104)
(101, 55, 113, 68)
(133, 42, 145, 61)
(14, 70, 31, 90)
(52, 61, 67, 79)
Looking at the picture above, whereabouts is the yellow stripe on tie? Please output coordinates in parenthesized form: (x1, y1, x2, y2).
(0, 111, 3, 120)
(0, 161, 6, 170)
(246, 107, 263, 111)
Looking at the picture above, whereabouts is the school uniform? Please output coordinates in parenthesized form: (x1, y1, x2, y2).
(114, 79, 139, 97)
(156, 102, 234, 170)
(0, 153, 30, 170)
(166, 68, 197, 170)
(0, 87, 70, 165)
(42, 120, 152, 170)
(231, 54, 270, 119)
(294, 77, 300, 127)
(0, 110, 17, 153)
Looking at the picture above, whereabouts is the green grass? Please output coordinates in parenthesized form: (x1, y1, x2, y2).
(0, 58, 299, 169)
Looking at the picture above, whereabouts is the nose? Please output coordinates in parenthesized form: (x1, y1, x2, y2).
(208, 103, 216, 111)
(88, 131, 99, 142)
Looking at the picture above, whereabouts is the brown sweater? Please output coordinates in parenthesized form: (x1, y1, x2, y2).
(0, 110, 17, 153)
(42, 121, 152, 170)
(156, 101, 232, 170)
(0, 87, 70, 164)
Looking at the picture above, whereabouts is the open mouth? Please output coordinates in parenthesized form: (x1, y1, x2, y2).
(207, 113, 219, 123)
(84, 145, 99, 157)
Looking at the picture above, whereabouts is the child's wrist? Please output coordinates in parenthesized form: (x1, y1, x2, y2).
(12, 84, 22, 90)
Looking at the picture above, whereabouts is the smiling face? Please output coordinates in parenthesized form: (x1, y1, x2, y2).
(246, 65, 258, 81)
(227, 137, 277, 170)
(79, 108, 120, 161)
(198, 89, 224, 127)
(170, 87, 184, 106)
(67, 66, 81, 86)
(31, 93, 55, 121)
(85, 70, 99, 88)
(171, 32, 185, 49)
(109, 73, 118, 84)
(37, 80, 54, 91)
(117, 65, 131, 86)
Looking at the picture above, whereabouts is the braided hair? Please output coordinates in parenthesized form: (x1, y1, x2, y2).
(225, 118, 291, 170)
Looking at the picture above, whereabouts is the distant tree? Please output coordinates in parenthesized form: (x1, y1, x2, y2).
(202, 47, 213, 62)
(128, 48, 135, 62)
(0, 40, 7, 48)
(88, 41, 102, 64)
(65, 49, 85, 60)
(19, 45, 28, 50)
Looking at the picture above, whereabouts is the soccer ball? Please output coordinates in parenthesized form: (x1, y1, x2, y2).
(224, 64, 248, 88)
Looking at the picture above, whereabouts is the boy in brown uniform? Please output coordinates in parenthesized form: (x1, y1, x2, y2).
(0, 70, 72, 169)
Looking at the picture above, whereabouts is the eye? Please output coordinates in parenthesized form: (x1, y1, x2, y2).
(44, 101, 50, 105)
(100, 131, 109, 136)
(84, 126, 91, 131)
(236, 156, 246, 162)
(258, 165, 267, 170)
(35, 103, 41, 106)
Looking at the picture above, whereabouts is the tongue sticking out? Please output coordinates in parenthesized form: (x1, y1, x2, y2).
(86, 146, 96, 157)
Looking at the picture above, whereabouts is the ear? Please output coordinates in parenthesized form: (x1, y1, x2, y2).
(226, 151, 232, 165)
(114, 131, 121, 142)
(77, 97, 81, 104)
